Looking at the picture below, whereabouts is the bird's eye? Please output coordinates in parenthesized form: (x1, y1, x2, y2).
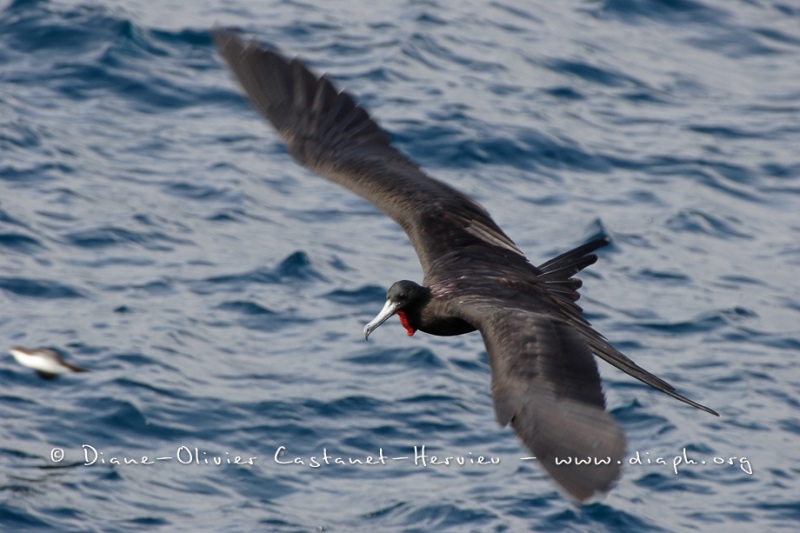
(398, 293, 407, 299)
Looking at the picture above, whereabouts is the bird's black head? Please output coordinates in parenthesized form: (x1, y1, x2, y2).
(363, 280, 430, 340)
(386, 280, 428, 308)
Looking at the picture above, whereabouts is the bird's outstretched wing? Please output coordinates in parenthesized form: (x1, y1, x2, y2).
(449, 237, 715, 498)
(214, 30, 524, 276)
(465, 301, 626, 501)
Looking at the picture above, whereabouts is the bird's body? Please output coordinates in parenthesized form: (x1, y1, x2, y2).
(9, 346, 88, 380)
(214, 30, 717, 502)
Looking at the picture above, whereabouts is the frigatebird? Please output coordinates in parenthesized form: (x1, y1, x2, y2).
(213, 30, 718, 502)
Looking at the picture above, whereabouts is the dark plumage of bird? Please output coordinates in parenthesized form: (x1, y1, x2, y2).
(213, 30, 718, 502)
(9, 346, 88, 380)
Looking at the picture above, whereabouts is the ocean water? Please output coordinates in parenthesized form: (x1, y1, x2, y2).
(1, 0, 799, 531)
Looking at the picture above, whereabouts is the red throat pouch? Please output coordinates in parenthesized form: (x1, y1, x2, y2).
(396, 310, 416, 336)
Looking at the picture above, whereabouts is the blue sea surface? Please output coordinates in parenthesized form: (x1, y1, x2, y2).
(1, 0, 799, 531)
